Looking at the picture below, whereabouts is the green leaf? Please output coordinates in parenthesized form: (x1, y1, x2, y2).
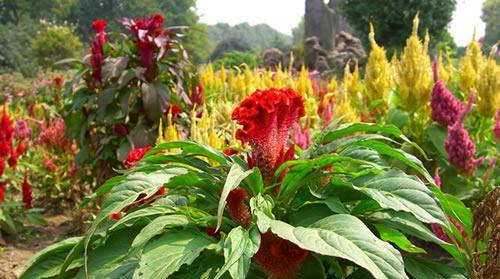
(128, 214, 190, 256)
(296, 255, 326, 279)
(215, 226, 260, 279)
(374, 224, 425, 253)
(256, 212, 408, 279)
(216, 164, 254, 230)
(322, 123, 404, 143)
(151, 141, 229, 166)
(403, 255, 467, 279)
(432, 187, 472, 236)
(20, 237, 82, 279)
(82, 168, 188, 273)
(74, 228, 141, 279)
(170, 253, 226, 279)
(312, 134, 396, 157)
(132, 229, 215, 278)
(109, 205, 177, 231)
(426, 124, 448, 158)
(355, 170, 447, 226)
(0, 208, 17, 235)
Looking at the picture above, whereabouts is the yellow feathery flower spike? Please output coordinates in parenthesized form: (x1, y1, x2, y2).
(396, 13, 432, 112)
(476, 44, 499, 118)
(334, 90, 360, 124)
(365, 23, 392, 106)
(459, 31, 485, 94)
(343, 62, 360, 101)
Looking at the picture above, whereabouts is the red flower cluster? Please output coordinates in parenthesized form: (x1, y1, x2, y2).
(90, 19, 108, 83)
(21, 174, 33, 209)
(129, 13, 170, 77)
(0, 181, 5, 202)
(232, 88, 305, 180)
(430, 59, 464, 127)
(225, 188, 251, 228)
(166, 105, 183, 119)
(444, 95, 484, 176)
(123, 146, 152, 169)
(43, 155, 57, 172)
(253, 231, 309, 279)
(0, 106, 17, 176)
(37, 117, 69, 151)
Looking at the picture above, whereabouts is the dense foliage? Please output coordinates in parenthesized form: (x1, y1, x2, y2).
(340, 0, 457, 51)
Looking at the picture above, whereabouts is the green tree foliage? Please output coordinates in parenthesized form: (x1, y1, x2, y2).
(292, 17, 305, 45)
(208, 23, 292, 59)
(0, 16, 39, 76)
(213, 51, 258, 69)
(482, 0, 500, 49)
(340, 0, 457, 52)
(30, 23, 83, 68)
(0, 0, 75, 24)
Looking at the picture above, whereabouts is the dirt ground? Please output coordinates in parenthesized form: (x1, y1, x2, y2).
(0, 215, 72, 279)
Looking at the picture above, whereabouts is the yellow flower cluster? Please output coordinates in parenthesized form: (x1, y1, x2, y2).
(459, 33, 485, 95)
(395, 14, 433, 113)
(476, 45, 499, 118)
(365, 23, 392, 107)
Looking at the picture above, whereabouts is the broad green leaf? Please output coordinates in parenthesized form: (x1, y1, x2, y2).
(403, 255, 467, 279)
(249, 194, 275, 220)
(20, 237, 82, 279)
(141, 82, 170, 121)
(152, 141, 229, 166)
(256, 212, 408, 279)
(109, 205, 177, 231)
(171, 253, 226, 279)
(351, 140, 433, 182)
(339, 146, 387, 166)
(322, 123, 404, 143)
(215, 226, 260, 279)
(128, 215, 190, 256)
(74, 228, 141, 279)
(374, 224, 425, 254)
(426, 124, 448, 158)
(216, 164, 254, 230)
(132, 229, 214, 278)
(431, 187, 472, 236)
(312, 134, 396, 157)
(355, 170, 447, 226)
(295, 255, 326, 279)
(82, 168, 188, 273)
(0, 208, 17, 235)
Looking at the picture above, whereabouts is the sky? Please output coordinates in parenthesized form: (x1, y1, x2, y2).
(197, 0, 486, 47)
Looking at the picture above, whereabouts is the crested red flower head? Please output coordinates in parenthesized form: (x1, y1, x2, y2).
(148, 13, 164, 30)
(431, 58, 464, 127)
(123, 146, 152, 169)
(253, 231, 309, 279)
(232, 88, 305, 179)
(224, 188, 251, 227)
(166, 105, 183, 119)
(0, 181, 6, 202)
(91, 19, 108, 33)
(0, 106, 14, 158)
(444, 95, 484, 176)
(21, 174, 33, 209)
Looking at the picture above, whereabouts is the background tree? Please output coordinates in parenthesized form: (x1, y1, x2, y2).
(481, 0, 500, 49)
(339, 0, 457, 52)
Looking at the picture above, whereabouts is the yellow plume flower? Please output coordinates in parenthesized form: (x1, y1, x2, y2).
(459, 34, 485, 94)
(476, 45, 499, 118)
(365, 23, 392, 105)
(395, 13, 432, 112)
(343, 62, 360, 101)
(334, 90, 360, 124)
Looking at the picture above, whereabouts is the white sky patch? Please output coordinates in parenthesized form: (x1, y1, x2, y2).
(197, 0, 486, 46)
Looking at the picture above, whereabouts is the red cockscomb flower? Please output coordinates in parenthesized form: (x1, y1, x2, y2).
(0, 181, 6, 202)
(123, 146, 152, 169)
(444, 95, 484, 176)
(37, 117, 69, 151)
(8, 148, 17, 170)
(53, 76, 64, 89)
(232, 88, 305, 180)
(224, 188, 251, 227)
(43, 155, 57, 172)
(166, 105, 183, 119)
(431, 58, 464, 127)
(90, 20, 108, 83)
(21, 174, 33, 209)
(0, 106, 14, 158)
(253, 231, 309, 279)
(0, 160, 5, 177)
